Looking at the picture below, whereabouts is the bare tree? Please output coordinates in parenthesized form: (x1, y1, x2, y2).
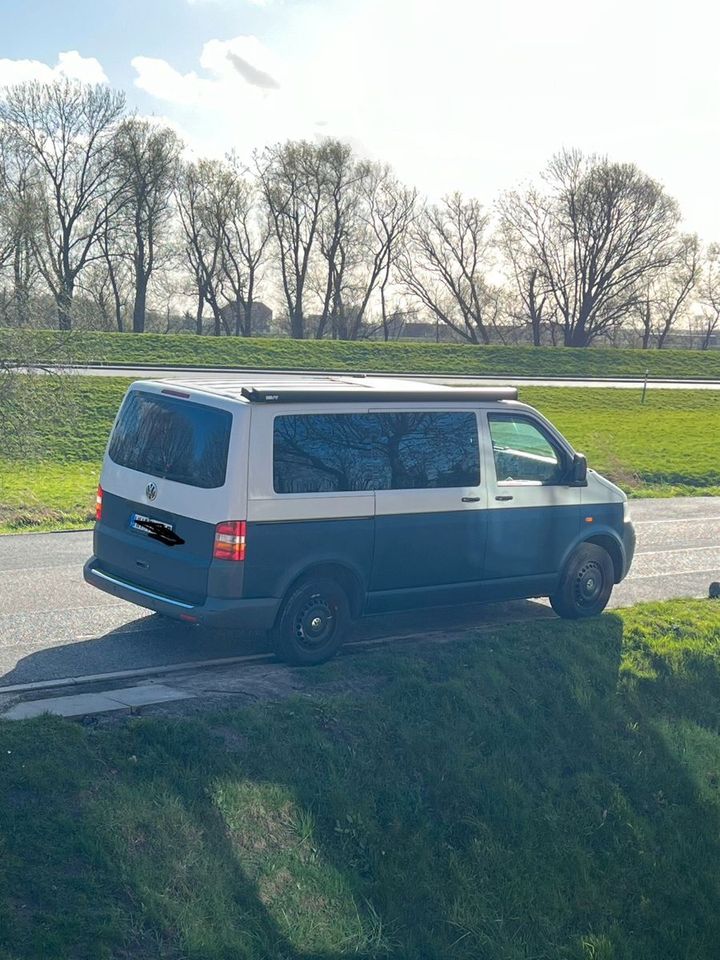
(0, 133, 14, 273)
(112, 118, 181, 333)
(498, 212, 557, 346)
(0, 129, 41, 326)
(313, 141, 372, 340)
(363, 169, 417, 341)
(500, 149, 680, 346)
(257, 140, 331, 339)
(308, 157, 417, 341)
(636, 233, 700, 349)
(95, 213, 132, 332)
(0, 79, 126, 330)
(203, 156, 272, 337)
(400, 192, 498, 343)
(176, 159, 223, 335)
(698, 242, 720, 350)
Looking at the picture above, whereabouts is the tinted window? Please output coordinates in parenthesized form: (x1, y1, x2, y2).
(273, 411, 479, 493)
(488, 415, 565, 484)
(108, 391, 232, 489)
(273, 413, 383, 493)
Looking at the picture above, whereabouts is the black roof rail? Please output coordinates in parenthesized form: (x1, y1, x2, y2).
(240, 385, 518, 404)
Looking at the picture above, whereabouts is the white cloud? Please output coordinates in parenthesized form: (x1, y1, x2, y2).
(0, 50, 108, 88)
(133, 35, 281, 103)
(132, 35, 297, 156)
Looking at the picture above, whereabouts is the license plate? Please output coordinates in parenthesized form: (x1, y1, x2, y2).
(130, 513, 174, 535)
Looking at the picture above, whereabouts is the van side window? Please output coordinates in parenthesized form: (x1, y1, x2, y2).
(273, 412, 480, 493)
(273, 414, 383, 493)
(372, 412, 479, 490)
(488, 414, 565, 485)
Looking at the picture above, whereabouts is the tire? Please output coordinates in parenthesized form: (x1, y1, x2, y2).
(271, 576, 351, 666)
(550, 543, 614, 619)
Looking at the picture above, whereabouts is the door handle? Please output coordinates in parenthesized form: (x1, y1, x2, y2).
(461, 496, 481, 503)
(495, 495, 514, 502)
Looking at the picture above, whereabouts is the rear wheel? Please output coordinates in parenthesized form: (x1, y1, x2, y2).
(272, 576, 351, 666)
(550, 544, 614, 619)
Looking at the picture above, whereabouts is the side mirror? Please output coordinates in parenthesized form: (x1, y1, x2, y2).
(570, 453, 587, 486)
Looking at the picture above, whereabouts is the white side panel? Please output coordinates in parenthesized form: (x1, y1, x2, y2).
(247, 494, 374, 522)
(373, 486, 482, 516)
(100, 381, 250, 525)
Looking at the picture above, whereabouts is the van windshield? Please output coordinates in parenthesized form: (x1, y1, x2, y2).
(108, 391, 232, 489)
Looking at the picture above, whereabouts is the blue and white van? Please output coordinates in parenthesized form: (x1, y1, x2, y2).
(84, 375, 636, 664)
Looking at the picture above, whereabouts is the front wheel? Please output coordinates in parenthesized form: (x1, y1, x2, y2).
(550, 544, 614, 619)
(271, 576, 351, 666)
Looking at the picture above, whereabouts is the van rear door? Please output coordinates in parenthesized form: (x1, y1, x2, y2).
(94, 386, 242, 604)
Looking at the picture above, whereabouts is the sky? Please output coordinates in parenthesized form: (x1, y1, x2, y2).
(1, 0, 719, 238)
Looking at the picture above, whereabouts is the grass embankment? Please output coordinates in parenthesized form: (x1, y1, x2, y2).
(2, 600, 720, 958)
(4, 327, 720, 379)
(1, 379, 718, 533)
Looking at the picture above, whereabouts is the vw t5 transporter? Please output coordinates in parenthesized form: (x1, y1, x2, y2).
(84, 376, 636, 664)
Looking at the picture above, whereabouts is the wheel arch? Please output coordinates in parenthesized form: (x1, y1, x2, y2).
(558, 528, 626, 586)
(277, 561, 366, 621)
(581, 533, 624, 584)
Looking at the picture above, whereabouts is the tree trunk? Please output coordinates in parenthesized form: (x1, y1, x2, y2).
(56, 283, 74, 331)
(564, 326, 591, 347)
(290, 305, 304, 340)
(701, 323, 716, 350)
(243, 301, 253, 338)
(132, 274, 147, 334)
(530, 310, 541, 346)
(195, 291, 204, 335)
(13, 247, 29, 327)
(640, 300, 652, 349)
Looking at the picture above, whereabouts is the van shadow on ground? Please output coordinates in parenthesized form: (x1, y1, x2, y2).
(0, 598, 555, 688)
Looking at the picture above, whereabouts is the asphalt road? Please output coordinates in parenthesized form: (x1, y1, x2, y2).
(0, 496, 718, 688)
(36, 363, 720, 390)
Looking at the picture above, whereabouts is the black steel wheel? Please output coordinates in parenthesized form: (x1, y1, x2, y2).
(550, 544, 614, 619)
(272, 576, 350, 665)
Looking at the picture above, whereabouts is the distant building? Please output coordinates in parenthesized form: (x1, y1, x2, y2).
(219, 301, 273, 336)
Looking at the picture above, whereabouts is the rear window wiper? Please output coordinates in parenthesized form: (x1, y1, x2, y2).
(133, 518, 185, 547)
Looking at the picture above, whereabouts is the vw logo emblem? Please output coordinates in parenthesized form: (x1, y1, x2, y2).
(145, 482, 158, 502)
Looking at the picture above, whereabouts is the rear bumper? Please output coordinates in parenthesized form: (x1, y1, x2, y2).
(83, 557, 280, 629)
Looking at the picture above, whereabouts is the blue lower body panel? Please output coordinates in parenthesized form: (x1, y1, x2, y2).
(84, 557, 279, 628)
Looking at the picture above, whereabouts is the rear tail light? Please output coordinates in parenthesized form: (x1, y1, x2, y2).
(95, 485, 103, 521)
(213, 520, 246, 561)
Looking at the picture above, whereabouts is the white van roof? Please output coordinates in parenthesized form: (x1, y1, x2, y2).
(142, 374, 519, 405)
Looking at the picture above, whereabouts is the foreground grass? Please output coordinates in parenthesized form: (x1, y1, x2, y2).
(2, 600, 720, 958)
(1, 378, 719, 532)
(4, 327, 720, 379)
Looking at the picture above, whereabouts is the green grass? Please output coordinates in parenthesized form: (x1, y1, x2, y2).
(2, 600, 720, 958)
(525, 388, 720, 496)
(0, 462, 99, 532)
(1, 378, 718, 533)
(4, 327, 720, 379)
